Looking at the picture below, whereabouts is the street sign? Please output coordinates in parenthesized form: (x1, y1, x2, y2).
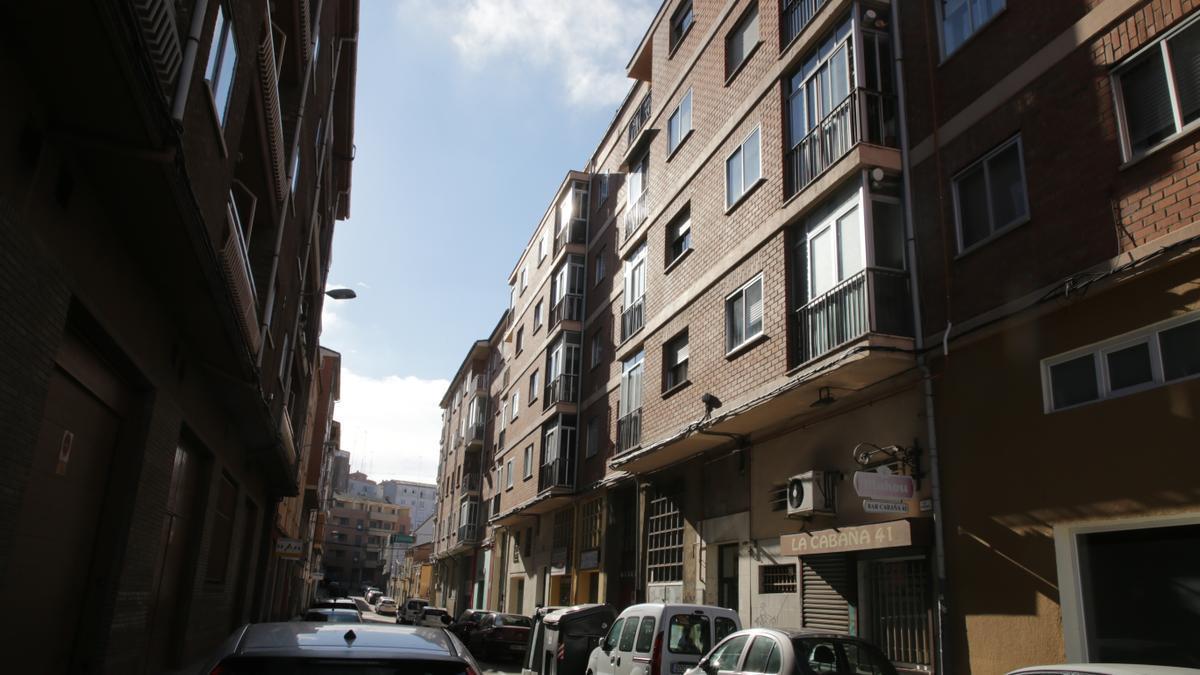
(853, 471, 915, 500)
(863, 499, 910, 514)
(276, 538, 302, 559)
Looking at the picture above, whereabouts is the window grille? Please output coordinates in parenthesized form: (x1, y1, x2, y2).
(647, 490, 684, 582)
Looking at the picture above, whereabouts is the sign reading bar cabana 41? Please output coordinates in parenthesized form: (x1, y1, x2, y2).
(781, 519, 928, 556)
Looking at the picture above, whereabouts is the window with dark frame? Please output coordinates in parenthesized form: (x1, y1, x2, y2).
(760, 563, 798, 593)
(670, 0, 695, 51)
(726, 127, 762, 207)
(726, 274, 764, 352)
(586, 416, 599, 458)
(725, 3, 760, 78)
(664, 331, 689, 391)
(666, 206, 693, 266)
(516, 326, 525, 354)
(204, 4, 238, 128)
(529, 370, 538, 402)
(952, 135, 1029, 252)
(1114, 18, 1200, 159)
(534, 300, 544, 329)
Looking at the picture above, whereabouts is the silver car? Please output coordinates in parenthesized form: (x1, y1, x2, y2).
(1008, 666, 1200, 675)
(685, 627, 897, 675)
(200, 622, 483, 673)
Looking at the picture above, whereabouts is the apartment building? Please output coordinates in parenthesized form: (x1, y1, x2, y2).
(0, 0, 358, 670)
(381, 479, 438, 525)
(322, 492, 411, 588)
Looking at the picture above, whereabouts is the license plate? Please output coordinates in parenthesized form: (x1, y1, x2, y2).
(672, 662, 696, 673)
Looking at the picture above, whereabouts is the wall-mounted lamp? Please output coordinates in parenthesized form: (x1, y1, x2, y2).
(810, 387, 836, 408)
(325, 288, 357, 300)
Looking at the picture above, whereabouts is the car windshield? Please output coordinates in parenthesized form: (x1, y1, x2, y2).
(214, 658, 472, 674)
(667, 614, 711, 655)
(495, 614, 531, 627)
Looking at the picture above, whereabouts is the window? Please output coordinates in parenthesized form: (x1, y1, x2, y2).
(604, 618, 626, 651)
(635, 616, 658, 653)
(528, 371, 539, 402)
(725, 3, 759, 79)
(664, 331, 689, 390)
(204, 4, 237, 127)
(506, 459, 514, 489)
(939, 0, 1004, 57)
(666, 206, 692, 266)
(726, 127, 761, 208)
(670, 0, 694, 51)
(512, 531, 520, 561)
(524, 445, 533, 479)
(511, 390, 520, 420)
(618, 618, 641, 652)
(533, 300, 543, 330)
(726, 274, 764, 352)
(647, 489, 683, 582)
(520, 266, 529, 292)
(711, 635, 750, 670)
(585, 416, 599, 458)
(620, 351, 645, 420)
(669, 614, 711, 655)
(805, 196, 864, 301)
(760, 563, 797, 593)
(205, 473, 237, 583)
(595, 248, 607, 285)
(538, 231, 547, 262)
(668, 89, 693, 155)
(743, 636, 782, 674)
(1041, 312, 1200, 412)
(516, 327, 525, 354)
(597, 172, 610, 204)
(1114, 18, 1200, 159)
(952, 135, 1029, 251)
(590, 332, 603, 368)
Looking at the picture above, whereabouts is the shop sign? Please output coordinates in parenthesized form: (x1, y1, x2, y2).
(276, 538, 303, 559)
(579, 549, 600, 570)
(853, 471, 915, 500)
(781, 519, 927, 556)
(863, 500, 910, 514)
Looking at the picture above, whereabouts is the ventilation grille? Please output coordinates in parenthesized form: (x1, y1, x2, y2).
(258, 23, 287, 202)
(133, 0, 182, 96)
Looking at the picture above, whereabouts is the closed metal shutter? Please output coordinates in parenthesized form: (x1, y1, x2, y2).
(801, 553, 850, 632)
(865, 559, 932, 669)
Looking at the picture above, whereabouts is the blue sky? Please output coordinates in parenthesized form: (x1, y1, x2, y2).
(320, 0, 656, 481)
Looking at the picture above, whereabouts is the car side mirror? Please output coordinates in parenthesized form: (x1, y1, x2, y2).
(699, 658, 715, 675)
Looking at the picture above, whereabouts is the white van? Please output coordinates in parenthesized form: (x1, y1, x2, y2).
(587, 604, 741, 675)
(397, 597, 429, 625)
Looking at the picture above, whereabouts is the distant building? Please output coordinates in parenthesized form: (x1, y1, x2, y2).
(322, 492, 411, 589)
(332, 448, 350, 493)
(347, 471, 382, 499)
(381, 480, 437, 526)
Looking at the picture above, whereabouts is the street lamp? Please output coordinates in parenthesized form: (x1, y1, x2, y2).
(324, 288, 357, 300)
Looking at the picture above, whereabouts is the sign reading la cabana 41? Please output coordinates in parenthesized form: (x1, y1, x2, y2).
(781, 519, 927, 556)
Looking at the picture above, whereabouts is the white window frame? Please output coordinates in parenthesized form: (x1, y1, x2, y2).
(805, 193, 864, 301)
(1054, 512, 1200, 662)
(524, 445, 533, 478)
(520, 266, 529, 292)
(529, 370, 539, 402)
(725, 126, 762, 209)
(726, 273, 765, 354)
(506, 459, 515, 489)
(1040, 309, 1200, 413)
(538, 232, 547, 263)
(667, 89, 693, 156)
(666, 207, 693, 268)
(664, 330, 689, 390)
(511, 390, 520, 420)
(936, 0, 1006, 60)
(534, 300, 544, 329)
(620, 350, 646, 417)
(951, 135, 1030, 253)
(624, 242, 648, 306)
(1111, 15, 1200, 161)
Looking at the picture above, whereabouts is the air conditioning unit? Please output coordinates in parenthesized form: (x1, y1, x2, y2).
(787, 470, 838, 517)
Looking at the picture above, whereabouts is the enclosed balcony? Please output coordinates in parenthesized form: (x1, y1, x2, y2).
(786, 88, 896, 198)
(544, 374, 579, 408)
(550, 294, 583, 328)
(550, 255, 585, 330)
(623, 189, 649, 241)
(617, 408, 642, 452)
(797, 267, 911, 363)
(219, 190, 260, 355)
(544, 332, 581, 411)
(782, 0, 833, 47)
(538, 416, 577, 494)
(621, 297, 645, 342)
(460, 470, 481, 496)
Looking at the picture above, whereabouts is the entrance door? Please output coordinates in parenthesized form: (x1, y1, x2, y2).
(862, 557, 932, 671)
(718, 543, 739, 612)
(1, 352, 127, 672)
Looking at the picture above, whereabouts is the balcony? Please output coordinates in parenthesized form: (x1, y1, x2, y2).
(257, 21, 287, 203)
(785, 88, 898, 200)
(621, 297, 645, 343)
(461, 471, 481, 495)
(781, 0, 832, 47)
(543, 374, 579, 409)
(796, 267, 912, 364)
(470, 372, 488, 394)
(554, 218, 588, 256)
(617, 408, 642, 452)
(623, 190, 649, 241)
(538, 456, 576, 493)
(627, 93, 652, 146)
(550, 294, 584, 329)
(457, 523, 480, 545)
(219, 197, 260, 355)
(466, 421, 486, 449)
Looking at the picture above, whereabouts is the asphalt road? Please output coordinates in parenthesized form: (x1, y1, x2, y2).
(353, 598, 521, 675)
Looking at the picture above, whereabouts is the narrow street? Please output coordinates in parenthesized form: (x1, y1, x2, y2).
(352, 598, 521, 675)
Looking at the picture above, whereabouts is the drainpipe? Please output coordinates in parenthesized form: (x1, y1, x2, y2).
(258, 0, 325, 368)
(171, 0, 210, 124)
(892, 3, 949, 674)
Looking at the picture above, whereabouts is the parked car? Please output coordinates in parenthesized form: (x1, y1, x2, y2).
(310, 598, 363, 620)
(419, 607, 454, 628)
(300, 608, 362, 623)
(468, 612, 534, 661)
(450, 608, 492, 641)
(399, 597, 431, 625)
(683, 628, 896, 675)
(376, 597, 399, 615)
(200, 623, 482, 673)
(525, 604, 614, 675)
(589, 603, 741, 675)
(365, 589, 383, 604)
(1008, 666, 1200, 674)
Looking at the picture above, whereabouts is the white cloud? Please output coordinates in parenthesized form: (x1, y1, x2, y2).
(336, 367, 448, 483)
(398, 0, 652, 107)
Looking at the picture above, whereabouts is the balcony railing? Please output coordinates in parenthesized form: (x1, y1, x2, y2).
(623, 190, 649, 240)
(461, 472, 481, 493)
(796, 267, 913, 364)
(470, 373, 488, 392)
(466, 421, 486, 447)
(621, 297, 645, 342)
(554, 218, 588, 256)
(550, 294, 584, 328)
(627, 93, 652, 146)
(538, 456, 576, 493)
(781, 0, 832, 47)
(457, 523, 480, 544)
(617, 408, 642, 452)
(785, 88, 898, 199)
(543, 374, 579, 408)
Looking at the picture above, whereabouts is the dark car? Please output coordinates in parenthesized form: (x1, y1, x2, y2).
(688, 627, 898, 675)
(310, 598, 362, 620)
(469, 612, 534, 661)
(300, 608, 362, 623)
(449, 609, 492, 641)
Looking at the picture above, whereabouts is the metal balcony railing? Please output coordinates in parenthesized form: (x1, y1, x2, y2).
(220, 198, 260, 355)
(785, 88, 898, 199)
(457, 523, 480, 544)
(627, 92, 652, 146)
(623, 190, 649, 240)
(795, 267, 913, 364)
(461, 472, 481, 493)
(621, 297, 645, 342)
(466, 421, 486, 446)
(543, 374, 579, 408)
(617, 408, 642, 452)
(538, 457, 576, 493)
(550, 294, 584, 328)
(470, 373, 488, 393)
(554, 218, 588, 256)
(781, 0, 832, 47)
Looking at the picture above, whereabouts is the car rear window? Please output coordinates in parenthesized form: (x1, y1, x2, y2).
(495, 614, 532, 627)
(215, 658, 472, 674)
(634, 617, 656, 653)
(667, 614, 710, 655)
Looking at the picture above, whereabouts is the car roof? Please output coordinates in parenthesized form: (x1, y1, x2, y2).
(306, 608, 359, 615)
(744, 627, 870, 641)
(619, 603, 740, 616)
(1009, 665, 1200, 675)
(544, 603, 611, 624)
(234, 623, 456, 658)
